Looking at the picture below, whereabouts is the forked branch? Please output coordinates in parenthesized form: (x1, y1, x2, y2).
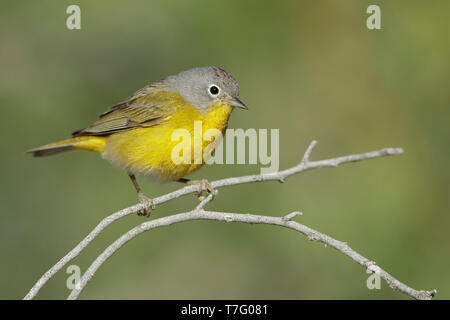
(24, 141, 436, 300)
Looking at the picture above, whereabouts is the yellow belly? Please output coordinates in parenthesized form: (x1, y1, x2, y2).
(102, 103, 232, 181)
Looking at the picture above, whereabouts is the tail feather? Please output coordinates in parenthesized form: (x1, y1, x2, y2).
(27, 144, 75, 157)
(26, 136, 106, 157)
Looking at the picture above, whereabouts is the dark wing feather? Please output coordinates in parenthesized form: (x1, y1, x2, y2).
(72, 83, 182, 137)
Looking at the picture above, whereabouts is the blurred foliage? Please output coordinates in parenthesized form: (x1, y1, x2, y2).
(0, 0, 449, 299)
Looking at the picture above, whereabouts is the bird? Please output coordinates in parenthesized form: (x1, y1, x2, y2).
(26, 66, 247, 216)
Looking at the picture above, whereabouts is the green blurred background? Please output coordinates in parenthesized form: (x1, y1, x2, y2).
(1, 0, 449, 299)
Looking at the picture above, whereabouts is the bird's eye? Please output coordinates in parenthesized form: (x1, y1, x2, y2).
(209, 85, 220, 96)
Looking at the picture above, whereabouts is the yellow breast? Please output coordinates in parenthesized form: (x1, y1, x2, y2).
(102, 102, 233, 181)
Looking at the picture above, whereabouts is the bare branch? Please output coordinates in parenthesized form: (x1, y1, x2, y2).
(66, 209, 435, 300)
(23, 205, 139, 300)
(25, 141, 423, 301)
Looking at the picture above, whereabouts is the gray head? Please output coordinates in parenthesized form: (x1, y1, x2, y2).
(163, 66, 247, 112)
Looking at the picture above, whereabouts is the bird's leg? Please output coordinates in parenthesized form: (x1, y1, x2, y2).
(178, 178, 216, 201)
(129, 174, 155, 217)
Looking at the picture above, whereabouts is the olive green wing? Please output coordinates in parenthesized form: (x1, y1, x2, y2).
(72, 84, 182, 137)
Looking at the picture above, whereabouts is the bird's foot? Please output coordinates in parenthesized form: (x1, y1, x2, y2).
(137, 193, 155, 217)
(187, 179, 216, 201)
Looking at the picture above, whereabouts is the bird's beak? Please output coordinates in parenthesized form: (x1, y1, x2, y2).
(229, 97, 248, 110)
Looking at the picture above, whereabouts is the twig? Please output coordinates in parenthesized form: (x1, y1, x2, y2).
(301, 140, 317, 163)
(282, 211, 303, 221)
(25, 141, 429, 300)
(194, 192, 216, 211)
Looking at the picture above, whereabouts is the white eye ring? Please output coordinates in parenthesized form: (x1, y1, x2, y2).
(208, 84, 221, 96)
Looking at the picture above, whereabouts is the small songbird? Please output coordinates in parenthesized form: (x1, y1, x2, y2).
(27, 66, 247, 216)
